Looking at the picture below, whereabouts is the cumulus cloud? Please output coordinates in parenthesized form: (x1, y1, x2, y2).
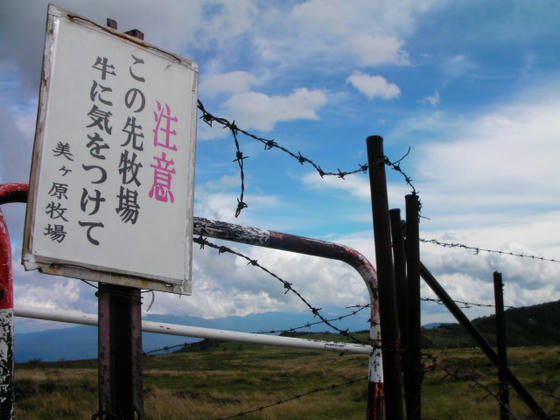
(416, 98, 560, 217)
(199, 71, 260, 97)
(346, 72, 401, 100)
(420, 90, 440, 106)
(0, 0, 205, 98)
(147, 240, 370, 319)
(349, 35, 409, 67)
(253, 0, 442, 69)
(222, 88, 328, 131)
(444, 54, 477, 78)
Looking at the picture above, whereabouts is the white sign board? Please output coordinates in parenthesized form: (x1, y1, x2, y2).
(23, 5, 198, 294)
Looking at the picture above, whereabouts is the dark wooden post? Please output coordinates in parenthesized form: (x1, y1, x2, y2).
(389, 210, 407, 350)
(420, 263, 548, 420)
(97, 21, 144, 420)
(405, 193, 421, 420)
(494, 272, 510, 420)
(366, 136, 404, 420)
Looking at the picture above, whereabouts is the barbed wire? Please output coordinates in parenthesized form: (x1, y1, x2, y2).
(217, 376, 368, 419)
(144, 342, 189, 356)
(194, 234, 367, 345)
(421, 296, 515, 310)
(142, 304, 372, 356)
(197, 99, 417, 217)
(256, 303, 372, 335)
(423, 353, 522, 420)
(421, 238, 560, 264)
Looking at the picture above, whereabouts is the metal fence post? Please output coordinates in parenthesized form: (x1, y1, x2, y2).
(405, 193, 421, 420)
(97, 22, 144, 420)
(0, 209, 14, 419)
(0, 183, 28, 420)
(366, 136, 404, 420)
(494, 272, 510, 420)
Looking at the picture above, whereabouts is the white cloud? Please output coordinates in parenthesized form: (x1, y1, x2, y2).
(416, 98, 560, 217)
(222, 88, 328, 131)
(346, 72, 401, 100)
(199, 71, 260, 97)
(349, 35, 409, 67)
(198, 0, 258, 48)
(444, 54, 477, 78)
(420, 90, 440, 106)
(253, 0, 443, 69)
(147, 241, 370, 319)
(303, 172, 371, 199)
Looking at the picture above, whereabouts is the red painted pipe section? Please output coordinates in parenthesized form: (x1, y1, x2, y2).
(0, 183, 27, 420)
(0, 183, 29, 205)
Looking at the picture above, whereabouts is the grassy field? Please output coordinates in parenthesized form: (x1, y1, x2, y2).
(14, 335, 560, 419)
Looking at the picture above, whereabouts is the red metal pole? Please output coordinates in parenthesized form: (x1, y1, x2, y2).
(0, 183, 28, 419)
(0, 208, 14, 419)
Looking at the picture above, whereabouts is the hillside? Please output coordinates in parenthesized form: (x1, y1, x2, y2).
(15, 340, 560, 419)
(422, 299, 560, 348)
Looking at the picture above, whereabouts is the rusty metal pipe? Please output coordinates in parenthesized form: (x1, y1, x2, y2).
(193, 217, 384, 420)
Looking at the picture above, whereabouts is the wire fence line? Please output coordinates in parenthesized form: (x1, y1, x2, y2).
(217, 376, 368, 420)
(420, 297, 515, 310)
(197, 99, 418, 217)
(424, 352, 523, 420)
(142, 304, 373, 356)
(421, 238, 560, 264)
(193, 234, 368, 345)
(256, 303, 373, 335)
(197, 100, 560, 266)
(140, 291, 512, 356)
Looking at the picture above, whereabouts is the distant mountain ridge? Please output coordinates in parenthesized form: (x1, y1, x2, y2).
(14, 305, 371, 362)
(422, 299, 560, 348)
(14, 299, 559, 362)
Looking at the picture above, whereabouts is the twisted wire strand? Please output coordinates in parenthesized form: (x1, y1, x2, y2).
(197, 100, 417, 217)
(217, 376, 368, 420)
(194, 235, 368, 345)
(421, 238, 560, 264)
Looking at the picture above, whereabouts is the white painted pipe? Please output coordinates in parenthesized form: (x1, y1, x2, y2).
(14, 305, 372, 355)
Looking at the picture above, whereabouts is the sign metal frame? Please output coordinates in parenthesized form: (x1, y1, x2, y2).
(22, 5, 198, 295)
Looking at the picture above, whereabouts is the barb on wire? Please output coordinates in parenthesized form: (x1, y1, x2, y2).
(218, 376, 368, 420)
(256, 303, 372, 335)
(421, 297, 515, 310)
(197, 99, 417, 217)
(194, 235, 367, 345)
(144, 342, 189, 356)
(421, 238, 560, 264)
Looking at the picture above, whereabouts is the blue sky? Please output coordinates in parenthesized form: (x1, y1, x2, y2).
(1, 0, 560, 333)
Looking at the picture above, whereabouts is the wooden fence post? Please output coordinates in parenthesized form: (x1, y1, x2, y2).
(97, 21, 144, 420)
(405, 193, 421, 420)
(494, 272, 510, 420)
